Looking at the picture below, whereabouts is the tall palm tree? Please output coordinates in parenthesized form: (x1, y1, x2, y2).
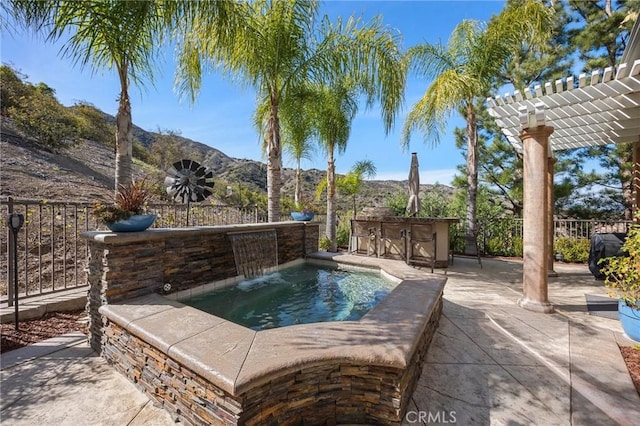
(312, 81, 359, 252)
(7, 0, 240, 194)
(176, 0, 405, 222)
(7, 1, 165, 192)
(402, 0, 552, 254)
(282, 109, 315, 209)
(255, 88, 315, 208)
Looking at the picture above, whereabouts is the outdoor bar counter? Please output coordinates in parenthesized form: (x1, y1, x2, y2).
(350, 216, 459, 268)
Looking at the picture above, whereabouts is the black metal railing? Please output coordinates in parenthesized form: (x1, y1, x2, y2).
(1, 197, 261, 304)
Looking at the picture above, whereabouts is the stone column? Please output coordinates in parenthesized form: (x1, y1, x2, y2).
(547, 157, 557, 277)
(519, 125, 554, 313)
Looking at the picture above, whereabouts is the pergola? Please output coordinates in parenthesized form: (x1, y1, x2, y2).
(487, 20, 640, 313)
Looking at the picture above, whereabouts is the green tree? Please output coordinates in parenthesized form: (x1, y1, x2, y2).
(566, 0, 639, 219)
(402, 0, 553, 254)
(385, 191, 409, 217)
(420, 184, 452, 218)
(176, 1, 405, 223)
(255, 86, 315, 208)
(0, 65, 30, 115)
(568, 0, 637, 70)
(6, 1, 237, 194)
(1, 64, 80, 149)
(149, 128, 191, 171)
(339, 160, 377, 218)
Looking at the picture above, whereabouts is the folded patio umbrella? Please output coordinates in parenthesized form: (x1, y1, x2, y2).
(406, 152, 421, 217)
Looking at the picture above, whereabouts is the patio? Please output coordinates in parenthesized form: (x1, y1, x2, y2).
(2, 256, 638, 425)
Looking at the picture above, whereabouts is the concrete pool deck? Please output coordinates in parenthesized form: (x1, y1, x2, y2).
(1, 256, 639, 425)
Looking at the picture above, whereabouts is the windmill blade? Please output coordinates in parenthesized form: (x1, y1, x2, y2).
(165, 159, 215, 205)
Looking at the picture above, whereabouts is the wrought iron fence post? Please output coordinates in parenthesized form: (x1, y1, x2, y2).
(7, 210, 24, 329)
(6, 196, 14, 307)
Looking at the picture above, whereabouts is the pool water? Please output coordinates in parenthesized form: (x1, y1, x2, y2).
(183, 263, 397, 331)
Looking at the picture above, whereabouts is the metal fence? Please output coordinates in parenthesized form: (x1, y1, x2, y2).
(3, 197, 633, 304)
(1, 197, 261, 304)
(450, 217, 633, 256)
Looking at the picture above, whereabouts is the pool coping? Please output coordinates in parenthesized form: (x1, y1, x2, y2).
(98, 253, 446, 396)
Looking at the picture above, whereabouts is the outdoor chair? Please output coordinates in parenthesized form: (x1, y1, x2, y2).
(406, 223, 437, 273)
(379, 222, 406, 260)
(350, 219, 379, 257)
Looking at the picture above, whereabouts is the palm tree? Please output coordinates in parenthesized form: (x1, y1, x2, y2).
(255, 87, 315, 208)
(340, 160, 377, 218)
(7, 1, 241, 194)
(176, 0, 405, 222)
(402, 0, 552, 254)
(317, 159, 377, 219)
(7, 1, 164, 192)
(312, 81, 359, 252)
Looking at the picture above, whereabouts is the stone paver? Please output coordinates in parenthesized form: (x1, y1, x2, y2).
(1, 256, 639, 425)
(0, 338, 173, 425)
(405, 257, 640, 426)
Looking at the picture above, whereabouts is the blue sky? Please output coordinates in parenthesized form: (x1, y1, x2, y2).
(1, 1, 507, 185)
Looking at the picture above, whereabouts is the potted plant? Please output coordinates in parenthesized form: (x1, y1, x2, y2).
(93, 179, 156, 232)
(600, 218, 640, 342)
(291, 200, 314, 221)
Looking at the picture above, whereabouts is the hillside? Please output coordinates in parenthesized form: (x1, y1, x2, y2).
(1, 117, 451, 211)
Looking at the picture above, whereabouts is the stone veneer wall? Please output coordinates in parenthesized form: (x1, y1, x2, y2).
(100, 298, 442, 425)
(84, 222, 319, 352)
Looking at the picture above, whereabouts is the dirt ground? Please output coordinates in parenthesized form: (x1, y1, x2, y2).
(1, 312, 639, 399)
(0, 310, 87, 353)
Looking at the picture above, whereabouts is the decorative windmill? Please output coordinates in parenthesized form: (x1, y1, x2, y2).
(164, 159, 215, 225)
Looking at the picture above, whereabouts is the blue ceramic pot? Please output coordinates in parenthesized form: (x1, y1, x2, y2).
(291, 212, 314, 221)
(107, 214, 156, 232)
(618, 299, 640, 342)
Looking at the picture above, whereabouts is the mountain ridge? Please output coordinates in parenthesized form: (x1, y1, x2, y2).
(1, 115, 452, 211)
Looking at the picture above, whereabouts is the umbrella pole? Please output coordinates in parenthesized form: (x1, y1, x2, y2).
(186, 200, 190, 227)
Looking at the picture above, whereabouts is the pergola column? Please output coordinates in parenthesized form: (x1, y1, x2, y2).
(519, 125, 554, 313)
(547, 157, 557, 277)
(633, 139, 640, 221)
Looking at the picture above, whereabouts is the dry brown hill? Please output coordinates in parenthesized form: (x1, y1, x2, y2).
(1, 118, 450, 210)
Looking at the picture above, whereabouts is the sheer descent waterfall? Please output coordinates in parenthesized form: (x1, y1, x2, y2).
(228, 229, 278, 279)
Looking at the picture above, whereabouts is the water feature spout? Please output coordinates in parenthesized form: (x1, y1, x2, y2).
(228, 229, 278, 279)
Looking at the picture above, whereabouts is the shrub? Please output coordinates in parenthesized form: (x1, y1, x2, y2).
(601, 220, 640, 307)
(554, 237, 590, 263)
(8, 91, 80, 150)
(336, 215, 352, 249)
(319, 235, 331, 251)
(93, 178, 152, 224)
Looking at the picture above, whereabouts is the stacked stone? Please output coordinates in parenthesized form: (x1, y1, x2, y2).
(83, 223, 319, 353)
(100, 298, 443, 426)
(102, 320, 243, 425)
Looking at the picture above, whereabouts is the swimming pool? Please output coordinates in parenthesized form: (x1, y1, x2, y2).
(182, 263, 398, 330)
